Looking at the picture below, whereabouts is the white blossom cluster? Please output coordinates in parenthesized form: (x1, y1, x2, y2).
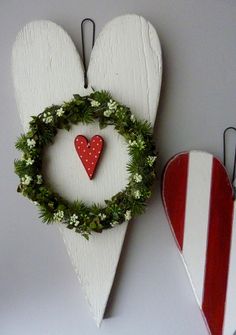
(109, 209, 132, 227)
(56, 107, 65, 117)
(27, 138, 36, 149)
(107, 100, 118, 110)
(36, 175, 43, 184)
(70, 214, 80, 226)
(21, 175, 32, 186)
(42, 111, 53, 124)
(133, 190, 141, 199)
(53, 210, 64, 222)
(104, 99, 119, 117)
(90, 99, 100, 107)
(130, 114, 136, 123)
(147, 155, 157, 166)
(104, 109, 113, 117)
(124, 210, 132, 221)
(21, 174, 42, 187)
(133, 173, 142, 183)
(25, 157, 34, 166)
(128, 138, 145, 150)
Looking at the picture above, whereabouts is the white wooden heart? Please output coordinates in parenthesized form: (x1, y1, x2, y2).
(12, 15, 162, 326)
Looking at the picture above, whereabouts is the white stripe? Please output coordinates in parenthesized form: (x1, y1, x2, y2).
(223, 201, 236, 335)
(183, 151, 213, 306)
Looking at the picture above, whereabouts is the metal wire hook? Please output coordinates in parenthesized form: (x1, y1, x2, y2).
(223, 126, 236, 190)
(81, 18, 95, 89)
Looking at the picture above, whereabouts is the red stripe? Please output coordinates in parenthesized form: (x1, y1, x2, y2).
(162, 153, 189, 250)
(202, 158, 234, 335)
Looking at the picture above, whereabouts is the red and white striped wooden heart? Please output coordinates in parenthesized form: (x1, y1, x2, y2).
(74, 135, 104, 179)
(162, 151, 236, 335)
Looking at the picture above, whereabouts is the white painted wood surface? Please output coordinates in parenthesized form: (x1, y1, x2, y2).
(12, 15, 162, 326)
(183, 151, 212, 306)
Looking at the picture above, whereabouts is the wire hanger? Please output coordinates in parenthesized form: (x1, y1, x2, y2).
(81, 18, 95, 89)
(223, 126, 236, 197)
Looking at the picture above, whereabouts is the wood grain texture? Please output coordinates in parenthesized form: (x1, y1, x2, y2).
(12, 15, 162, 326)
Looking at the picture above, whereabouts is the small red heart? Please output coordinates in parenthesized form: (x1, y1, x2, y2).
(74, 135, 104, 179)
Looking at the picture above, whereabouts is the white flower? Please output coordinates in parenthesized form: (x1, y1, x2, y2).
(134, 190, 141, 199)
(46, 116, 53, 123)
(25, 157, 34, 166)
(133, 173, 142, 183)
(130, 114, 136, 123)
(53, 210, 64, 222)
(21, 175, 32, 186)
(27, 138, 36, 149)
(129, 138, 145, 150)
(147, 156, 157, 167)
(70, 214, 80, 226)
(30, 200, 38, 205)
(107, 99, 118, 110)
(42, 112, 53, 123)
(36, 174, 43, 184)
(56, 107, 64, 117)
(70, 214, 78, 221)
(110, 221, 119, 227)
(104, 109, 112, 117)
(128, 140, 137, 147)
(137, 139, 145, 150)
(124, 210, 132, 221)
(90, 99, 100, 107)
(98, 213, 107, 220)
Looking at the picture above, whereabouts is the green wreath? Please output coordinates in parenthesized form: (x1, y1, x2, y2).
(14, 91, 157, 239)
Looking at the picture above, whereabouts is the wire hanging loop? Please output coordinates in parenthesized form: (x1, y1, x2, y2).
(223, 126, 236, 196)
(81, 18, 95, 89)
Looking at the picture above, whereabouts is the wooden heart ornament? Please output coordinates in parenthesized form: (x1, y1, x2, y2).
(162, 151, 236, 335)
(12, 16, 162, 326)
(74, 135, 104, 179)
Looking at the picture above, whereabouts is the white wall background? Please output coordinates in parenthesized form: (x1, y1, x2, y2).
(1, 1, 236, 334)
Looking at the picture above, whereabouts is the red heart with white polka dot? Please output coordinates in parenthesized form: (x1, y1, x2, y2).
(74, 135, 104, 180)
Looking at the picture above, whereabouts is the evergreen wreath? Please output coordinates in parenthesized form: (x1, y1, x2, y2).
(14, 91, 157, 239)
